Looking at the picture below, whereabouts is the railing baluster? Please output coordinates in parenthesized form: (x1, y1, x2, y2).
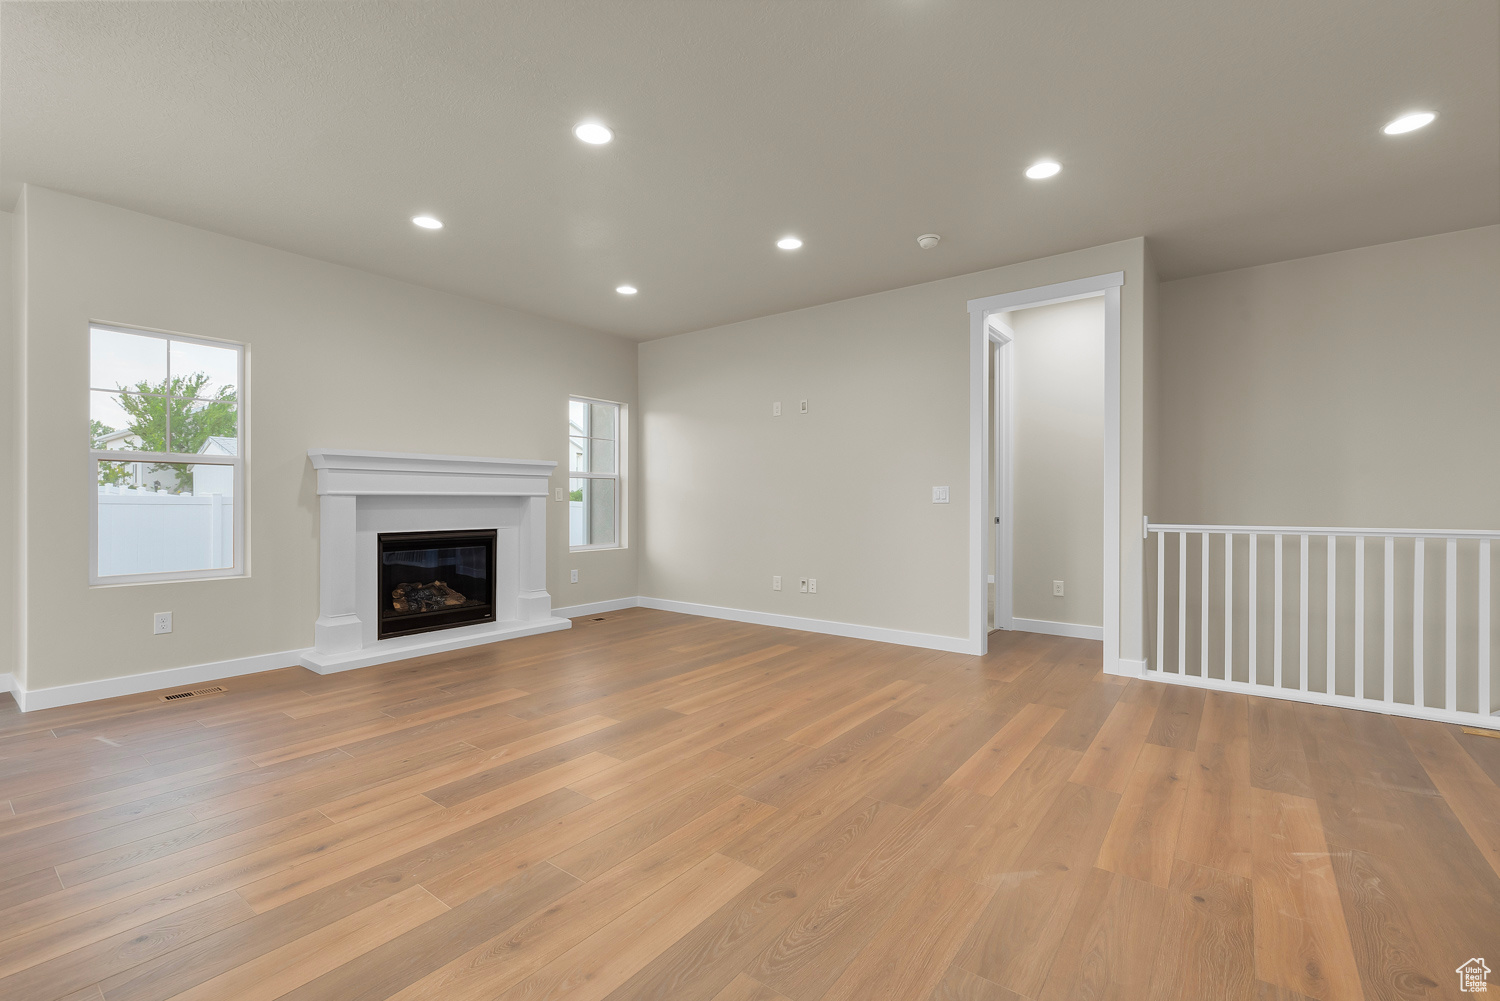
(1481, 539, 1492, 718)
(1155, 531, 1164, 672)
(1446, 538, 1457, 712)
(1384, 536, 1395, 704)
(1326, 535, 1336, 694)
(1201, 532, 1210, 677)
(1224, 533, 1233, 682)
(1248, 533, 1257, 686)
(1178, 532, 1187, 676)
(1354, 536, 1365, 701)
(1300, 534, 1309, 693)
(1274, 535, 1284, 690)
(1414, 538, 1425, 708)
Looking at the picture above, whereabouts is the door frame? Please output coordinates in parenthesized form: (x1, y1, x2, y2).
(989, 321, 1014, 632)
(967, 271, 1124, 662)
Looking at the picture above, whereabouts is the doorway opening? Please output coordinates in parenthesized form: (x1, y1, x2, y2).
(968, 272, 1124, 662)
(986, 299, 1106, 640)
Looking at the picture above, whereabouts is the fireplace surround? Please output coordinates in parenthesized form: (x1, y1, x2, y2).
(301, 449, 569, 674)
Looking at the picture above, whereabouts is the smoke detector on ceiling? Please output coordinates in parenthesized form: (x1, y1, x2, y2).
(917, 233, 941, 250)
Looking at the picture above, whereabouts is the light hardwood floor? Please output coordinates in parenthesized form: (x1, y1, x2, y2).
(1, 607, 1497, 1001)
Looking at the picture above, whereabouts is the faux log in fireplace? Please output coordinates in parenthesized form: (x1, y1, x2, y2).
(377, 529, 497, 639)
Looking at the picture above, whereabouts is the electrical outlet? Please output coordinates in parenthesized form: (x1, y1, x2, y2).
(1052, 580, 1065, 597)
(773, 401, 782, 417)
(808, 578, 817, 593)
(570, 570, 579, 583)
(153, 612, 172, 635)
(932, 486, 949, 504)
(772, 575, 782, 591)
(799, 399, 809, 414)
(799, 578, 808, 593)
(555, 487, 564, 502)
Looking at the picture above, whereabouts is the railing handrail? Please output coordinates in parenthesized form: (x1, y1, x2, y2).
(1147, 521, 1500, 541)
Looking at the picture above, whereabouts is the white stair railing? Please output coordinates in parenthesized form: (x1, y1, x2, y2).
(1146, 522, 1497, 729)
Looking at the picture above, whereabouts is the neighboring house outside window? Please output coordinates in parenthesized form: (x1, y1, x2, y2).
(568, 397, 622, 550)
(89, 323, 246, 583)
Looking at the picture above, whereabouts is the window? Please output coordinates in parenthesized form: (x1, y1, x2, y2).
(568, 397, 622, 550)
(89, 323, 245, 583)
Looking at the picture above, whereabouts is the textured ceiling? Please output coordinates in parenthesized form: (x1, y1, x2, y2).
(3, 1, 1497, 339)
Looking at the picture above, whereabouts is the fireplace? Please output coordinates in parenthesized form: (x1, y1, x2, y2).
(303, 450, 566, 675)
(377, 529, 497, 639)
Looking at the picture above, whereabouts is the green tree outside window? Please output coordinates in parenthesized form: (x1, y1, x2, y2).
(96, 373, 236, 492)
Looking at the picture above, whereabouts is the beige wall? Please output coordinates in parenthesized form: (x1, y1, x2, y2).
(639, 239, 1147, 651)
(1157, 225, 1500, 527)
(12, 186, 640, 693)
(1008, 298, 1104, 626)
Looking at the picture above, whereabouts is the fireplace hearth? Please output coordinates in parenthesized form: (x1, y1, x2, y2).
(378, 529, 497, 639)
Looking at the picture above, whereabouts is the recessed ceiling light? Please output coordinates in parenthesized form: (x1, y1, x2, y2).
(574, 121, 614, 145)
(776, 236, 803, 250)
(1382, 111, 1435, 135)
(616, 285, 637, 295)
(412, 215, 443, 229)
(1025, 160, 1061, 179)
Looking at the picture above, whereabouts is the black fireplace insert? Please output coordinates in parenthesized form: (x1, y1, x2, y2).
(377, 529, 497, 639)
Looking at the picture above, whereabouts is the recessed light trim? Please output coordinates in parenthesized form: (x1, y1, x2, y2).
(1025, 160, 1061, 179)
(412, 215, 443, 229)
(776, 236, 803, 250)
(1382, 111, 1435, 135)
(615, 285, 638, 295)
(574, 121, 614, 145)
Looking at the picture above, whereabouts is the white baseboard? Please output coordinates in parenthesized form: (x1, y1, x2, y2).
(1106, 656, 1148, 678)
(552, 596, 643, 619)
(637, 596, 972, 654)
(1011, 617, 1104, 641)
(13, 648, 311, 713)
(5, 594, 999, 711)
(1141, 665, 1500, 731)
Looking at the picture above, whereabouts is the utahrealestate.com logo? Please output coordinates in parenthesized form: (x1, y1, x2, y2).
(1459, 958, 1491, 993)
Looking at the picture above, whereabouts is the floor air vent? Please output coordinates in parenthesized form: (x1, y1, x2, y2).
(159, 686, 226, 702)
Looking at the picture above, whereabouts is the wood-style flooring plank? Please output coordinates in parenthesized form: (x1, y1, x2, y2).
(1095, 742, 1194, 887)
(818, 866, 993, 1001)
(1249, 787, 1362, 1001)
(1071, 683, 1164, 792)
(1147, 859, 1255, 1001)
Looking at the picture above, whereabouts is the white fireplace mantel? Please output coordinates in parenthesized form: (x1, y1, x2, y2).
(301, 449, 569, 674)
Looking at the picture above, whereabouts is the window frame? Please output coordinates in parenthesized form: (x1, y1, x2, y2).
(567, 395, 624, 552)
(88, 321, 248, 586)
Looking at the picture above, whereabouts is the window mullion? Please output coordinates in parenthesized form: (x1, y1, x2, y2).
(164, 338, 172, 454)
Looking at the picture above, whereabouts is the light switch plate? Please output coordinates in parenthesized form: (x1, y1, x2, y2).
(555, 487, 565, 502)
(799, 399, 809, 414)
(799, 578, 808, 593)
(932, 486, 950, 503)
